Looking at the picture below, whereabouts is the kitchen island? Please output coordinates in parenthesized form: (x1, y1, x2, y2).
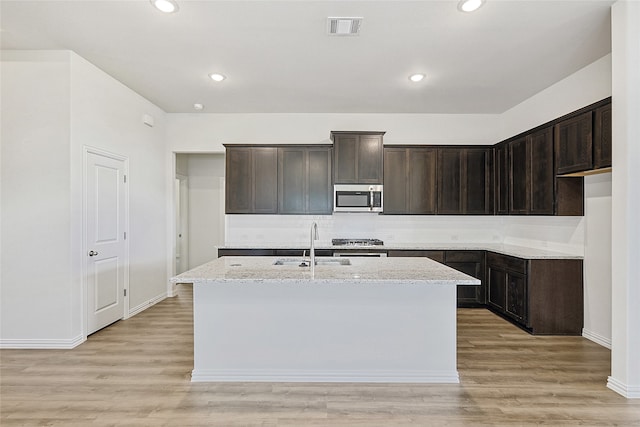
(172, 256, 480, 383)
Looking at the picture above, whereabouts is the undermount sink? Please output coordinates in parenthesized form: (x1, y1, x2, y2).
(272, 258, 351, 267)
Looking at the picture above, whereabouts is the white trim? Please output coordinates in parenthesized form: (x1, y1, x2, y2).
(607, 376, 640, 399)
(582, 328, 612, 349)
(82, 146, 130, 335)
(0, 335, 85, 350)
(128, 293, 167, 317)
(191, 369, 460, 384)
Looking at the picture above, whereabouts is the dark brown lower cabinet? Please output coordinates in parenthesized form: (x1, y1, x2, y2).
(445, 251, 485, 307)
(387, 250, 485, 307)
(486, 252, 583, 335)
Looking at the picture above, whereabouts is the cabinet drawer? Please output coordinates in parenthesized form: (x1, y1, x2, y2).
(445, 250, 484, 263)
(487, 252, 527, 274)
(218, 249, 275, 257)
(387, 250, 444, 262)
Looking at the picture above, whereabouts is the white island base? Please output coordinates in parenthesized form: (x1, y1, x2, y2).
(183, 256, 478, 383)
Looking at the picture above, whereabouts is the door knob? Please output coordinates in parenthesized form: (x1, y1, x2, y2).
(88, 250, 99, 257)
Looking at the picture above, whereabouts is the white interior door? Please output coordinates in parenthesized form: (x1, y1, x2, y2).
(85, 150, 128, 335)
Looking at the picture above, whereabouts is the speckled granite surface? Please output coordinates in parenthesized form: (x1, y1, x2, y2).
(217, 243, 583, 259)
(172, 256, 481, 285)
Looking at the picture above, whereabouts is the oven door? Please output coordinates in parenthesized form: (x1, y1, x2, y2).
(333, 251, 387, 257)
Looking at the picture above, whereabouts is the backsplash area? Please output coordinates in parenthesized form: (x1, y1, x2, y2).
(225, 214, 584, 255)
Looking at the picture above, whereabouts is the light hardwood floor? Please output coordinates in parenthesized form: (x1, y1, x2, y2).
(1, 284, 639, 426)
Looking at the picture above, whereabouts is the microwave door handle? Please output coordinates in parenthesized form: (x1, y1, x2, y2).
(369, 190, 374, 211)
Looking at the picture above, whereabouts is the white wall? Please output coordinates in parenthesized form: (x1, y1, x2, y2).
(70, 53, 168, 314)
(185, 154, 225, 268)
(0, 51, 169, 348)
(609, 0, 640, 398)
(1, 51, 76, 344)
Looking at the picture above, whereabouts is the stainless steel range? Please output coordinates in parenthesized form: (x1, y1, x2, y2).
(331, 238, 386, 257)
(331, 238, 384, 246)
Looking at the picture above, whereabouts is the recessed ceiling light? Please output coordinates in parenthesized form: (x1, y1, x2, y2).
(150, 0, 179, 13)
(209, 73, 226, 82)
(458, 0, 485, 13)
(409, 74, 425, 82)
(193, 103, 204, 111)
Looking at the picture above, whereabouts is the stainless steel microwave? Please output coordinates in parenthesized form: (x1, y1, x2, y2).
(334, 185, 383, 212)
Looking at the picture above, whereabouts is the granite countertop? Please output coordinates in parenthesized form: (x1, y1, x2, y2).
(171, 256, 481, 286)
(217, 243, 583, 260)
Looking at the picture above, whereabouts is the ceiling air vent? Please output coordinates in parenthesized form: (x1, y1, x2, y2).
(327, 17, 363, 36)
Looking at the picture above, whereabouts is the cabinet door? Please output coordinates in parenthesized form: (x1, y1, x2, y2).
(279, 147, 332, 214)
(333, 133, 383, 184)
(383, 148, 409, 214)
(555, 111, 593, 175)
(465, 148, 492, 214)
(387, 250, 445, 263)
(528, 128, 555, 215)
(487, 266, 507, 311)
(495, 144, 510, 215)
(409, 148, 437, 214)
(253, 148, 278, 214)
(307, 148, 332, 214)
(333, 134, 358, 183)
(446, 250, 485, 306)
(506, 272, 527, 324)
(278, 147, 306, 213)
(358, 134, 384, 183)
(225, 147, 253, 213)
(594, 103, 612, 169)
(509, 137, 529, 214)
(437, 148, 463, 214)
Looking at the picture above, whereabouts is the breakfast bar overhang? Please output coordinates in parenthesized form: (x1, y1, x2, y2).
(172, 256, 480, 383)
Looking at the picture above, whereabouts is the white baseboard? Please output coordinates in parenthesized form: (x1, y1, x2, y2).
(128, 292, 167, 317)
(582, 328, 612, 349)
(191, 369, 460, 384)
(0, 334, 85, 349)
(607, 376, 640, 398)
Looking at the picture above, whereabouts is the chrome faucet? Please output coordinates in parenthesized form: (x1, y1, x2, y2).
(310, 222, 319, 274)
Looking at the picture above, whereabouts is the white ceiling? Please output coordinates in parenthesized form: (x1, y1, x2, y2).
(0, 0, 613, 114)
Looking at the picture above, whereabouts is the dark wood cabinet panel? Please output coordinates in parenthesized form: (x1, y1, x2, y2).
(509, 137, 529, 214)
(386, 250, 444, 263)
(384, 147, 437, 214)
(437, 147, 492, 215)
(437, 148, 463, 214)
(445, 250, 485, 307)
(555, 111, 593, 175)
(225, 147, 278, 214)
(486, 252, 583, 335)
(332, 132, 384, 184)
(278, 146, 332, 214)
(465, 148, 493, 214)
(594, 103, 612, 169)
(495, 143, 510, 215)
(505, 272, 527, 324)
(487, 266, 507, 312)
(409, 148, 438, 214)
(218, 249, 276, 257)
(529, 128, 555, 215)
(382, 148, 408, 214)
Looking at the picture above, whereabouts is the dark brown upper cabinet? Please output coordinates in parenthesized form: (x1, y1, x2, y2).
(509, 136, 530, 214)
(383, 147, 437, 214)
(594, 103, 612, 169)
(507, 129, 555, 215)
(331, 131, 384, 184)
(225, 146, 278, 214)
(437, 147, 492, 215)
(555, 111, 593, 175)
(528, 127, 555, 215)
(278, 146, 332, 214)
(494, 143, 510, 215)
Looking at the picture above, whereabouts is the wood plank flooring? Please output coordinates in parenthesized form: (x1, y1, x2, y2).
(2, 284, 639, 426)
